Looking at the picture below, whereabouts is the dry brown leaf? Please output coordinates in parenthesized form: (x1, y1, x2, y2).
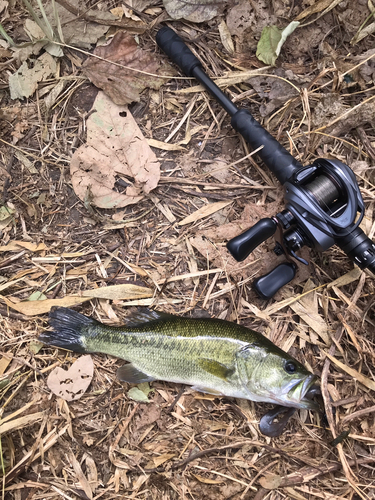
(226, 0, 276, 41)
(44, 0, 146, 50)
(70, 91, 160, 209)
(9, 52, 57, 100)
(0, 295, 91, 316)
(218, 20, 234, 54)
(0, 412, 44, 435)
(163, 0, 227, 22)
(81, 284, 153, 300)
(1, 284, 153, 315)
(325, 353, 375, 391)
(0, 278, 26, 293)
(259, 474, 283, 489)
(153, 452, 176, 467)
(147, 138, 186, 151)
(68, 451, 93, 499)
(85, 456, 98, 492)
(47, 355, 94, 401)
(295, 0, 341, 21)
(0, 241, 47, 252)
(192, 474, 225, 484)
(326, 268, 363, 289)
(82, 31, 170, 105)
(0, 356, 11, 376)
(178, 200, 232, 226)
(287, 280, 329, 345)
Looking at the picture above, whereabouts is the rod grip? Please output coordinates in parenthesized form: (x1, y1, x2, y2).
(156, 26, 202, 77)
(231, 110, 302, 185)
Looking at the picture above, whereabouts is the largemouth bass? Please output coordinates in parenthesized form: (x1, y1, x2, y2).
(40, 307, 319, 411)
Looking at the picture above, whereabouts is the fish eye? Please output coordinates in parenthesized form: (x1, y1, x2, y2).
(284, 361, 297, 374)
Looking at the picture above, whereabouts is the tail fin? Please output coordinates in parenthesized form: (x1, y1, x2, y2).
(39, 307, 98, 353)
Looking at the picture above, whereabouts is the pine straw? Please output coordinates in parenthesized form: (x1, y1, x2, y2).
(1, 9, 375, 500)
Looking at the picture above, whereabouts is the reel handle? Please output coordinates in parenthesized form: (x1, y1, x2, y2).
(227, 218, 277, 262)
(253, 263, 297, 300)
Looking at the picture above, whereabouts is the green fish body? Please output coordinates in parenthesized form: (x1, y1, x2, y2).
(40, 307, 318, 410)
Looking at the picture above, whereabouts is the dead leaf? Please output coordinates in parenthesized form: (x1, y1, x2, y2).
(81, 284, 153, 300)
(218, 20, 234, 54)
(47, 355, 94, 401)
(178, 200, 232, 226)
(85, 456, 98, 492)
(9, 52, 57, 100)
(70, 91, 160, 209)
(192, 474, 225, 484)
(22, 19, 63, 58)
(134, 403, 161, 430)
(259, 474, 283, 489)
(1, 283, 152, 315)
(147, 138, 186, 151)
(324, 353, 375, 391)
(326, 268, 363, 289)
(295, 0, 341, 21)
(0, 412, 44, 435)
(153, 453, 176, 467)
(249, 74, 299, 117)
(351, 21, 375, 45)
(44, 0, 113, 49)
(0, 295, 91, 316)
(68, 451, 93, 499)
(0, 207, 15, 231)
(287, 280, 330, 345)
(226, 0, 276, 44)
(44, 0, 146, 48)
(0, 356, 11, 376)
(163, 0, 227, 22)
(82, 31, 170, 105)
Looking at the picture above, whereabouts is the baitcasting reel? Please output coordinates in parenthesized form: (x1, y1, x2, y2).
(156, 27, 375, 299)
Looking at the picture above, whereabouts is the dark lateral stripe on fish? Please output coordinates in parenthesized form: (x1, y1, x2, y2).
(39, 307, 96, 352)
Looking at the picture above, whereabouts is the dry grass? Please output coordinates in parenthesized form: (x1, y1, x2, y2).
(1, 1, 375, 499)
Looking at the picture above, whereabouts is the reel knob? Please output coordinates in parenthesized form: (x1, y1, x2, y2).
(227, 218, 277, 262)
(253, 263, 297, 299)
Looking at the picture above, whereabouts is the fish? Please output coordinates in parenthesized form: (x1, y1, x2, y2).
(40, 307, 319, 412)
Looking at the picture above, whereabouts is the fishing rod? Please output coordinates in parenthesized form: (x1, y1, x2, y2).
(156, 26, 375, 299)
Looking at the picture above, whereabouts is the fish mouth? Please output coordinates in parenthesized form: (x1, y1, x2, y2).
(287, 375, 320, 410)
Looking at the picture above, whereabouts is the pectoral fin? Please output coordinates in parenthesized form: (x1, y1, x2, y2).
(117, 363, 156, 384)
(197, 358, 233, 381)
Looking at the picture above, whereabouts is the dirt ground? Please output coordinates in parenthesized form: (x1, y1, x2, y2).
(1, 0, 375, 499)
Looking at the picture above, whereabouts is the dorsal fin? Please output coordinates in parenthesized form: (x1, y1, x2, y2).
(124, 308, 176, 326)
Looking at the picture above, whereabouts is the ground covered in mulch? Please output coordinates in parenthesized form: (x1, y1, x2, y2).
(1, 0, 375, 499)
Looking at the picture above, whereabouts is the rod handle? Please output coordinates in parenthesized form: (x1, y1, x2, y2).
(156, 26, 201, 77)
(231, 110, 303, 185)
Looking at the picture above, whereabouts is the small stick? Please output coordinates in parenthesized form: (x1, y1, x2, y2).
(167, 384, 185, 413)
